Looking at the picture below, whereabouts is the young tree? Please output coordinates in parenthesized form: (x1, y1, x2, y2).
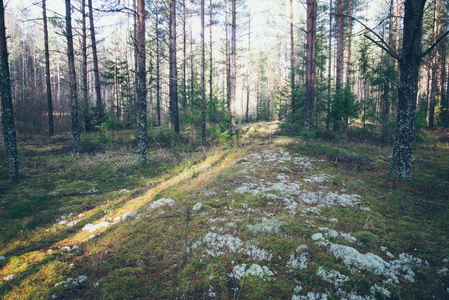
(169, 0, 180, 134)
(42, 0, 54, 136)
(304, 0, 317, 132)
(201, 0, 206, 146)
(136, 0, 147, 166)
(88, 0, 102, 125)
(65, 0, 82, 154)
(0, 0, 20, 182)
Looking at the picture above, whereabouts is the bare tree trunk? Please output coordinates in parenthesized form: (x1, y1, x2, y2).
(226, 0, 231, 109)
(183, 0, 187, 109)
(428, 0, 440, 129)
(169, 0, 180, 134)
(201, 0, 206, 146)
(326, 0, 332, 130)
(136, 0, 147, 166)
(230, 0, 236, 137)
(335, 0, 344, 91)
(345, 0, 352, 84)
(155, 0, 161, 126)
(88, 0, 102, 124)
(81, 0, 88, 130)
(65, 0, 82, 154)
(245, 5, 251, 123)
(0, 0, 20, 182)
(209, 0, 214, 121)
(304, 0, 317, 132)
(134, 0, 138, 116)
(43, 0, 54, 136)
(390, 0, 427, 180)
(290, 0, 295, 114)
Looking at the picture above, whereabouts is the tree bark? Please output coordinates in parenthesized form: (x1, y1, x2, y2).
(335, 0, 344, 91)
(183, 0, 187, 109)
(0, 0, 20, 182)
(290, 0, 295, 114)
(345, 0, 352, 84)
(229, 0, 236, 137)
(304, 0, 317, 132)
(81, 0, 89, 130)
(169, 0, 180, 134)
(136, 0, 147, 166)
(201, 0, 206, 146)
(155, 0, 161, 126)
(43, 0, 54, 136)
(88, 0, 102, 125)
(245, 5, 251, 123)
(389, 0, 427, 181)
(65, 0, 82, 154)
(327, 0, 332, 131)
(428, 0, 440, 129)
(209, 0, 214, 122)
(226, 0, 231, 109)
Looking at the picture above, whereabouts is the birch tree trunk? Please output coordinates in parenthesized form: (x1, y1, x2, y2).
(304, 0, 317, 132)
(43, 0, 54, 136)
(65, 0, 82, 154)
(389, 0, 427, 180)
(0, 0, 20, 182)
(136, 0, 147, 166)
(88, 0, 102, 125)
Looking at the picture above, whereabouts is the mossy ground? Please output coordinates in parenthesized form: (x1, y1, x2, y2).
(0, 123, 448, 299)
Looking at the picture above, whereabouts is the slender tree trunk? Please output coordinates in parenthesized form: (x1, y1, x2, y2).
(290, 0, 295, 114)
(245, 5, 251, 123)
(226, 0, 231, 109)
(335, 0, 344, 91)
(65, 0, 82, 154)
(155, 0, 161, 126)
(345, 0, 352, 84)
(428, 0, 440, 129)
(229, 0, 237, 137)
(169, 0, 180, 134)
(88, 0, 102, 124)
(136, 0, 147, 166)
(439, 29, 446, 127)
(0, 0, 20, 182)
(389, 0, 427, 181)
(209, 0, 214, 122)
(183, 0, 187, 108)
(81, 0, 88, 130)
(304, 0, 317, 132)
(134, 0, 138, 116)
(326, 0, 332, 130)
(201, 0, 206, 146)
(43, 0, 54, 136)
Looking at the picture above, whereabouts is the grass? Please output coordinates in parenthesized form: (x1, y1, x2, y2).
(0, 123, 448, 299)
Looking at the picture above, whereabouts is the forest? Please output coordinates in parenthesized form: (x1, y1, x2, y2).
(0, 0, 448, 298)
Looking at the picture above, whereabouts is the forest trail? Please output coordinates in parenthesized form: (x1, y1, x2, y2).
(0, 122, 448, 299)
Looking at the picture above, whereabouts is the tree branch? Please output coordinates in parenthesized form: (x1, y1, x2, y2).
(421, 30, 449, 58)
(364, 34, 401, 62)
(366, 65, 399, 89)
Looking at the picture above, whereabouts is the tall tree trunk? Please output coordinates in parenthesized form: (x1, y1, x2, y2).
(230, 0, 236, 137)
(209, 0, 214, 122)
(389, 0, 427, 180)
(428, 0, 440, 129)
(134, 0, 138, 116)
(81, 0, 89, 130)
(169, 0, 180, 134)
(304, 0, 317, 132)
(245, 4, 251, 123)
(335, 0, 344, 91)
(290, 0, 295, 114)
(345, 0, 352, 84)
(183, 0, 187, 109)
(136, 0, 147, 166)
(88, 0, 102, 124)
(65, 0, 82, 154)
(226, 0, 231, 109)
(326, 0, 332, 130)
(155, 0, 161, 126)
(43, 0, 54, 136)
(201, 0, 206, 146)
(0, 0, 20, 182)
(439, 27, 446, 127)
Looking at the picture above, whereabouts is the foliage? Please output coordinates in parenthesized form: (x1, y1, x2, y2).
(329, 84, 358, 131)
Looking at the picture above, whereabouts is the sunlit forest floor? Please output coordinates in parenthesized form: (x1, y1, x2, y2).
(0, 122, 448, 299)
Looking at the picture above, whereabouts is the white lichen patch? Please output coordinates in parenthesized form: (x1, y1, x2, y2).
(54, 275, 87, 288)
(192, 202, 203, 211)
(228, 263, 275, 281)
(287, 245, 309, 271)
(82, 221, 111, 233)
(247, 218, 286, 235)
(316, 267, 349, 287)
(149, 198, 175, 209)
